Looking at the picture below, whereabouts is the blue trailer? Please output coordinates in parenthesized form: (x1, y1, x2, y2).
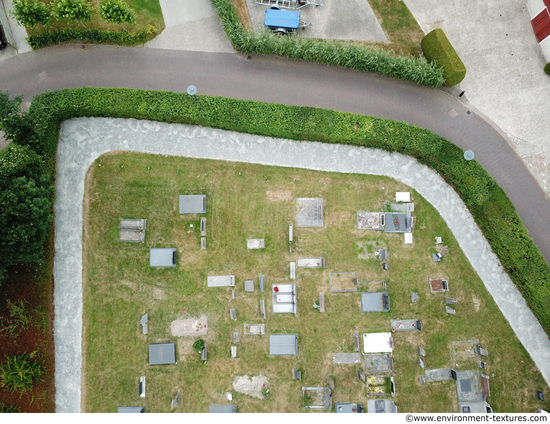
(264, 7, 311, 34)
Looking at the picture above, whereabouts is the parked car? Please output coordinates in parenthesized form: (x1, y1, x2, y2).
(0, 24, 8, 49)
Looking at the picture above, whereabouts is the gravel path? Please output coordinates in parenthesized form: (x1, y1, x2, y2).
(54, 117, 550, 412)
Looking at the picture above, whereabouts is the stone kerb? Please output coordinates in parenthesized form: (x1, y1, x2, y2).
(53, 118, 550, 412)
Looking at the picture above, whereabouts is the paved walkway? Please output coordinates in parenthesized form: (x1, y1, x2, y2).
(404, 0, 550, 198)
(55, 117, 550, 412)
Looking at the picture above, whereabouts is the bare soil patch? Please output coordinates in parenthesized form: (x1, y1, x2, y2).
(170, 315, 208, 337)
(266, 189, 292, 202)
(233, 375, 269, 399)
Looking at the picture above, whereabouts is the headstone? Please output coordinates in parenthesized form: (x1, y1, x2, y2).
(450, 369, 458, 381)
(419, 357, 425, 369)
(475, 344, 489, 357)
(404, 233, 413, 244)
(233, 332, 240, 343)
(357, 368, 366, 383)
(477, 360, 486, 370)
(232, 290, 235, 300)
(259, 274, 265, 292)
(290, 262, 296, 279)
(142, 323, 148, 334)
(289, 224, 293, 244)
(140, 314, 148, 334)
(383, 262, 389, 270)
(442, 280, 449, 291)
(201, 237, 206, 250)
(319, 292, 325, 312)
(535, 390, 545, 402)
(139, 376, 146, 397)
(226, 392, 233, 401)
(435, 237, 442, 244)
(171, 392, 179, 408)
(432, 253, 441, 262)
(419, 375, 427, 384)
(244, 280, 254, 292)
(378, 249, 387, 260)
(231, 346, 237, 359)
(200, 217, 206, 236)
(418, 347, 426, 357)
(260, 299, 266, 319)
(201, 343, 207, 361)
(411, 291, 419, 303)
(293, 368, 301, 381)
(328, 376, 335, 390)
(446, 297, 457, 304)
(230, 308, 236, 320)
(354, 331, 360, 352)
(446, 306, 456, 315)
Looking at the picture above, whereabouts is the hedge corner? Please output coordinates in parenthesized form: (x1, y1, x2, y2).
(421, 28, 467, 87)
(545, 62, 550, 75)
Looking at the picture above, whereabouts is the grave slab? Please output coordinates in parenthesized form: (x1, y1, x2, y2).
(232, 332, 239, 343)
(179, 194, 206, 214)
(230, 309, 236, 320)
(391, 319, 421, 332)
(244, 280, 254, 292)
(446, 297, 458, 304)
(259, 274, 265, 292)
(333, 353, 362, 364)
(319, 292, 325, 312)
(200, 217, 206, 236)
(293, 368, 302, 381)
(365, 353, 393, 374)
(290, 262, 296, 279)
(200, 237, 206, 250)
(297, 198, 324, 227)
(446, 306, 456, 315)
(247, 238, 265, 249)
(418, 347, 427, 357)
(119, 219, 146, 242)
(297, 257, 325, 268)
(356, 211, 385, 230)
(424, 368, 453, 382)
(411, 291, 419, 303)
(208, 275, 235, 287)
(354, 331, 360, 352)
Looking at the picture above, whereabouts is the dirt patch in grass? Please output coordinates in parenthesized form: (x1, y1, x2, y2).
(229, 0, 252, 30)
(329, 273, 357, 292)
(170, 315, 208, 337)
(266, 189, 292, 202)
(233, 375, 269, 399)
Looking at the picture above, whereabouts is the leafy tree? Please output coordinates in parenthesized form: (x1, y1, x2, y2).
(0, 92, 35, 146)
(0, 144, 53, 283)
(0, 350, 45, 393)
(9, 0, 51, 29)
(99, 0, 136, 32)
(52, 0, 92, 29)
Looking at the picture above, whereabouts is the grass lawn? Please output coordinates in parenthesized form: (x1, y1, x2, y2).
(26, 0, 165, 44)
(82, 151, 550, 413)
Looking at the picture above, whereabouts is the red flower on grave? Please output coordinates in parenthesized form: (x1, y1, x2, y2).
(274, 286, 279, 293)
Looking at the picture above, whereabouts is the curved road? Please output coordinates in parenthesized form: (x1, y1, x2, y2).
(1, 44, 549, 262)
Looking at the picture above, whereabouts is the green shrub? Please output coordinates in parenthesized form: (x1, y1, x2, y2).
(27, 28, 146, 49)
(192, 339, 205, 352)
(14, 87, 550, 336)
(421, 29, 466, 86)
(0, 351, 45, 393)
(209, 0, 445, 88)
(0, 402, 22, 413)
(0, 299, 34, 338)
(545, 62, 550, 75)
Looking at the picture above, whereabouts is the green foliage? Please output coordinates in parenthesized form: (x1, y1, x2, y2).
(421, 29, 466, 86)
(0, 402, 22, 412)
(545, 62, 550, 76)
(27, 28, 147, 48)
(192, 339, 205, 352)
(0, 144, 53, 283)
(209, 0, 444, 87)
(52, 0, 92, 29)
(15, 87, 550, 335)
(0, 92, 36, 145)
(9, 0, 51, 29)
(0, 350, 45, 393)
(99, 0, 136, 31)
(0, 299, 34, 338)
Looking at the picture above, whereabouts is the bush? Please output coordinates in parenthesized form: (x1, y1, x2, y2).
(27, 28, 147, 48)
(17, 87, 550, 336)
(0, 402, 22, 413)
(192, 339, 205, 352)
(545, 62, 550, 75)
(209, 0, 445, 88)
(0, 351, 45, 393)
(0, 299, 34, 338)
(421, 29, 466, 86)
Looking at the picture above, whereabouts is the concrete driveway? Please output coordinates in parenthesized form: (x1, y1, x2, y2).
(404, 0, 550, 198)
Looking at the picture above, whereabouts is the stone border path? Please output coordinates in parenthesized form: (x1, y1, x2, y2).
(54, 117, 550, 412)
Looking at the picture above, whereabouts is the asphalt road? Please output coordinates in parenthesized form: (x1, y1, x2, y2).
(1, 44, 548, 263)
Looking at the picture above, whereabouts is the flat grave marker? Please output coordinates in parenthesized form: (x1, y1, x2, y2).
(354, 331, 360, 352)
(260, 299, 266, 319)
(296, 198, 324, 227)
(200, 217, 206, 236)
(411, 291, 419, 303)
(477, 360, 486, 370)
(536, 390, 545, 402)
(230, 308, 236, 320)
(419, 357, 426, 369)
(418, 347, 426, 357)
(247, 239, 265, 249)
(319, 292, 325, 312)
(244, 280, 254, 292)
(290, 262, 296, 279)
(446, 297, 457, 304)
(139, 376, 146, 397)
(201, 237, 206, 250)
(293, 368, 302, 381)
(233, 332, 240, 343)
(171, 392, 179, 408)
(259, 274, 265, 292)
(446, 306, 456, 315)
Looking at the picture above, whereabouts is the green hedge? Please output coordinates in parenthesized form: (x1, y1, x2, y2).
(208, 0, 444, 87)
(18, 87, 550, 335)
(27, 28, 147, 49)
(421, 29, 466, 86)
(545, 62, 550, 75)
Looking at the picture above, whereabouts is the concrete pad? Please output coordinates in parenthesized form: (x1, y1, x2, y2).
(403, 0, 550, 198)
(245, 0, 388, 41)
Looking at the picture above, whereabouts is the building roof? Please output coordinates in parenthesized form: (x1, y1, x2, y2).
(148, 343, 176, 365)
(335, 403, 363, 413)
(361, 292, 390, 313)
(179, 194, 206, 214)
(209, 405, 237, 413)
(117, 406, 146, 413)
(149, 248, 177, 267)
(270, 334, 298, 356)
(384, 212, 412, 233)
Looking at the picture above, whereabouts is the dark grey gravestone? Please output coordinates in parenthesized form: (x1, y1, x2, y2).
(233, 332, 240, 343)
(446, 306, 456, 315)
(172, 393, 179, 409)
(477, 360, 486, 369)
(411, 291, 419, 303)
(378, 249, 387, 260)
(419, 357, 425, 369)
(475, 344, 489, 357)
(432, 253, 441, 262)
(328, 376, 335, 390)
(259, 274, 265, 292)
(357, 368, 366, 383)
(535, 390, 545, 402)
(201, 343, 207, 361)
(296, 198, 324, 227)
(230, 308, 236, 320)
(293, 368, 301, 381)
(446, 297, 458, 304)
(383, 262, 389, 271)
(418, 347, 426, 357)
(460, 379, 472, 392)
